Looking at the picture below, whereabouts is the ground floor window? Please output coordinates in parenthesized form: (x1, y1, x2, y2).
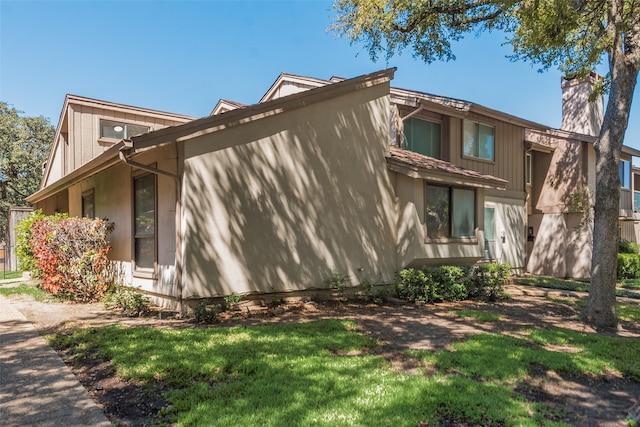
(425, 184, 476, 239)
(82, 189, 95, 218)
(133, 173, 156, 271)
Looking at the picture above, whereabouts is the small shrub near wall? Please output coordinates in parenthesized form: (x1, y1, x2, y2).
(396, 268, 430, 302)
(395, 263, 511, 303)
(28, 216, 115, 302)
(467, 263, 512, 302)
(619, 239, 639, 254)
(102, 286, 150, 317)
(617, 253, 640, 280)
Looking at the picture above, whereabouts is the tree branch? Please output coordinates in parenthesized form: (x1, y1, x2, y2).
(391, 0, 510, 33)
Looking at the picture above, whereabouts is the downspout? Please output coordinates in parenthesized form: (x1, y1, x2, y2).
(401, 101, 424, 122)
(118, 140, 184, 315)
(399, 101, 424, 149)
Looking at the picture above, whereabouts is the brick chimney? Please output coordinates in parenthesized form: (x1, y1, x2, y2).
(561, 72, 604, 137)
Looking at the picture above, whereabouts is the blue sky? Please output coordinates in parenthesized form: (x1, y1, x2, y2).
(1, 0, 638, 151)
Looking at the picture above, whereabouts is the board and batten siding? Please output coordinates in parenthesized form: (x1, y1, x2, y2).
(66, 104, 187, 175)
(448, 113, 526, 193)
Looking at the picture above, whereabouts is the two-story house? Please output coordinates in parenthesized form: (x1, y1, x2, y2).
(26, 69, 637, 307)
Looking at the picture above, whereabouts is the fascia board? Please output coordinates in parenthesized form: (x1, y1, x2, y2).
(131, 68, 396, 153)
(27, 142, 124, 203)
(386, 159, 507, 190)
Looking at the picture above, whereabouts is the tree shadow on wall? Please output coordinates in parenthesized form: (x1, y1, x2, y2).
(182, 89, 398, 298)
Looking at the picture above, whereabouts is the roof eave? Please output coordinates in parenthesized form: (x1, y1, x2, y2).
(130, 68, 397, 154)
(385, 157, 507, 191)
(27, 142, 125, 203)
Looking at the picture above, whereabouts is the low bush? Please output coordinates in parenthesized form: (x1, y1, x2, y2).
(467, 263, 512, 301)
(396, 268, 429, 302)
(427, 265, 469, 302)
(193, 300, 222, 323)
(325, 270, 350, 293)
(396, 263, 511, 304)
(619, 239, 639, 254)
(28, 215, 115, 302)
(618, 253, 640, 280)
(103, 286, 151, 317)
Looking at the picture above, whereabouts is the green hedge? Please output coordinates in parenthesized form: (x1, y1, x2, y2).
(619, 239, 639, 254)
(395, 263, 511, 303)
(617, 253, 640, 280)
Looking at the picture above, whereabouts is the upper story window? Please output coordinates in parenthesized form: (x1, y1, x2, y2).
(525, 153, 532, 185)
(404, 117, 441, 159)
(425, 184, 476, 239)
(463, 120, 494, 161)
(100, 119, 149, 140)
(620, 160, 631, 189)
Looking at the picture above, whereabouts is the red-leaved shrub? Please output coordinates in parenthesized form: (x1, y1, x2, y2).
(29, 216, 115, 302)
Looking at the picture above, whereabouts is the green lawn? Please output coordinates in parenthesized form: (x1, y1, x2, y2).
(516, 276, 640, 299)
(451, 309, 502, 322)
(0, 283, 53, 302)
(8, 273, 637, 425)
(50, 318, 640, 427)
(0, 271, 24, 280)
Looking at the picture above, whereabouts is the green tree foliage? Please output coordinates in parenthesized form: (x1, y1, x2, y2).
(14, 209, 48, 276)
(0, 102, 53, 237)
(333, 0, 640, 327)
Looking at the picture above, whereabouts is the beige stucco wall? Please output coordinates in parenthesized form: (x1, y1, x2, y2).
(393, 177, 526, 269)
(526, 136, 593, 278)
(533, 139, 584, 213)
(34, 190, 69, 215)
(527, 213, 592, 278)
(57, 144, 179, 301)
(181, 82, 398, 298)
(393, 171, 487, 267)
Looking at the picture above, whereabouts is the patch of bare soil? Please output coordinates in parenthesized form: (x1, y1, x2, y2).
(6, 287, 640, 427)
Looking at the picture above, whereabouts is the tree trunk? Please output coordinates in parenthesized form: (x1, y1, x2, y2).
(582, 34, 638, 327)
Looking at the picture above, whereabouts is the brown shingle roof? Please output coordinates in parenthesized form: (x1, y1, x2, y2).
(386, 146, 507, 189)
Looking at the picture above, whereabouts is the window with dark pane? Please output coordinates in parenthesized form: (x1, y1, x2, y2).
(425, 184, 476, 239)
(82, 189, 95, 218)
(134, 173, 155, 270)
(426, 185, 450, 239)
(404, 117, 441, 158)
(100, 119, 149, 139)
